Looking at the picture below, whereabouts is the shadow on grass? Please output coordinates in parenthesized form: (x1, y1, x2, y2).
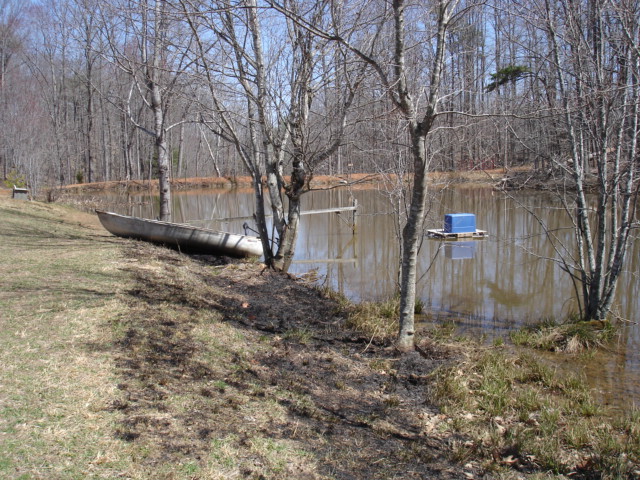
(108, 242, 464, 479)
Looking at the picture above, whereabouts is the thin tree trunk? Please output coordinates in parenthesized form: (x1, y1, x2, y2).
(153, 94, 171, 221)
(395, 0, 452, 351)
(146, 0, 171, 221)
(397, 130, 428, 349)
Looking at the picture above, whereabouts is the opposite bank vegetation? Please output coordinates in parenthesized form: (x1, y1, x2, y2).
(1, 193, 639, 480)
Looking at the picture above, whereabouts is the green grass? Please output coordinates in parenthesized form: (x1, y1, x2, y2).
(429, 345, 640, 477)
(343, 296, 400, 343)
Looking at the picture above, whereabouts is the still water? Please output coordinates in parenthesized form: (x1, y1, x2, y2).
(93, 186, 640, 410)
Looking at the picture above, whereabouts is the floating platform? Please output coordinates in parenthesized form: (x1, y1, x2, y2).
(427, 229, 488, 239)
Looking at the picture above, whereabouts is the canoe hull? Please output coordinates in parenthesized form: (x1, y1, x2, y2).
(96, 210, 263, 257)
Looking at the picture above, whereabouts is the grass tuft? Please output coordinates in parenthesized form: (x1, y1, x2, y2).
(510, 317, 616, 352)
(429, 343, 640, 477)
(344, 297, 400, 344)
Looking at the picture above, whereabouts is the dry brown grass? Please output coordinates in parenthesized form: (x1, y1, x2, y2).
(56, 170, 500, 196)
(0, 198, 131, 479)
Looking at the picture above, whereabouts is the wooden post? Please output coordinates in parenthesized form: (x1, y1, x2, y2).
(352, 198, 358, 234)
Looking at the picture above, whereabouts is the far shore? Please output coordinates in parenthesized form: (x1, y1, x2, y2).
(56, 169, 512, 194)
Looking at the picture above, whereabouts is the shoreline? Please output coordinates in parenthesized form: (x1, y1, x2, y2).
(55, 169, 507, 194)
(1, 195, 638, 478)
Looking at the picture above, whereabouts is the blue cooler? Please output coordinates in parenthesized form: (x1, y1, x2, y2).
(444, 213, 476, 234)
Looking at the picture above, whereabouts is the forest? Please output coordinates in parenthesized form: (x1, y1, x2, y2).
(2, 0, 639, 343)
(2, 0, 636, 191)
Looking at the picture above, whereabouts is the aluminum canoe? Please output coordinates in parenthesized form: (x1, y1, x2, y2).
(96, 210, 263, 257)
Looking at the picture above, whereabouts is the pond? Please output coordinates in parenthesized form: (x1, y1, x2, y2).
(90, 184, 640, 411)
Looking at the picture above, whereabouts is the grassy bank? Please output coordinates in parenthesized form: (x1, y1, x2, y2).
(0, 197, 465, 479)
(1, 196, 638, 479)
(334, 298, 640, 478)
(0, 198, 130, 478)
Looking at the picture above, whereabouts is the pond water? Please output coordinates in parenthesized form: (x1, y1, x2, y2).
(90, 185, 640, 411)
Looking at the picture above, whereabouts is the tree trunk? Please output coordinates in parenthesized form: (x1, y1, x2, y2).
(148, 0, 171, 221)
(394, 0, 451, 351)
(274, 128, 306, 272)
(397, 128, 428, 350)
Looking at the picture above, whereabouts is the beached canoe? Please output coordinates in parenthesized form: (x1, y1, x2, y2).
(96, 210, 263, 257)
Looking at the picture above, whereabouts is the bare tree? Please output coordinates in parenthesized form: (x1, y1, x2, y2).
(272, 0, 366, 271)
(101, 0, 194, 220)
(178, 0, 279, 259)
(180, 0, 364, 270)
(390, 0, 464, 350)
(25, 0, 89, 187)
(66, 0, 100, 183)
(0, 0, 25, 182)
(273, 0, 470, 350)
(512, 0, 640, 321)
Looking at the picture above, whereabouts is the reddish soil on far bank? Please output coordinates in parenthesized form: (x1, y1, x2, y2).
(57, 170, 508, 195)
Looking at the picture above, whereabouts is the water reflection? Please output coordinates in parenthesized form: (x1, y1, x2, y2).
(444, 242, 476, 260)
(90, 185, 640, 410)
(93, 186, 639, 323)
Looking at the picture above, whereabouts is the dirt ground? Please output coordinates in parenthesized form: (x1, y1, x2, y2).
(111, 240, 474, 479)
